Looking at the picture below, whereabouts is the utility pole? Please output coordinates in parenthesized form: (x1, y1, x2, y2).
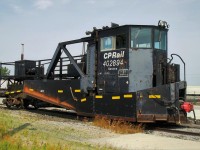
(0, 62, 2, 88)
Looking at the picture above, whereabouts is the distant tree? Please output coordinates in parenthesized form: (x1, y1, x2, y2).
(0, 67, 10, 76)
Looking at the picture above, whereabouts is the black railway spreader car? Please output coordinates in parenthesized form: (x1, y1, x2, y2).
(0, 21, 196, 123)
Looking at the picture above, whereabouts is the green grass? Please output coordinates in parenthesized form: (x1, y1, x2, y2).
(0, 109, 114, 150)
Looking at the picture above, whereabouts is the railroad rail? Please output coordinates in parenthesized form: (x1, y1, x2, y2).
(154, 127, 200, 137)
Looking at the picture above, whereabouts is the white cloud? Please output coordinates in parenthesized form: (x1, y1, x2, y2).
(61, 0, 72, 4)
(87, 0, 96, 4)
(87, 0, 115, 7)
(34, 0, 53, 10)
(160, 0, 197, 5)
(12, 5, 23, 13)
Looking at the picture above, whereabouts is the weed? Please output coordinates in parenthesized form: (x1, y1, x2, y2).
(93, 115, 144, 134)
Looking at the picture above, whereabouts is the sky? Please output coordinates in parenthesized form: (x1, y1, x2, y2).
(0, 0, 200, 85)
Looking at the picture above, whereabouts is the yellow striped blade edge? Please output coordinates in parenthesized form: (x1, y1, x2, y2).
(149, 95, 161, 99)
(75, 89, 81, 93)
(81, 98, 86, 102)
(58, 90, 63, 93)
(112, 96, 120, 100)
(95, 95, 103, 99)
(124, 94, 133, 98)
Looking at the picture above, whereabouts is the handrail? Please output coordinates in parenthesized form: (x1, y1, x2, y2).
(169, 53, 186, 81)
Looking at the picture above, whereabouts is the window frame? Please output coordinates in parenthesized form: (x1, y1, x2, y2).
(130, 27, 152, 49)
(100, 34, 127, 52)
(100, 36, 116, 52)
(154, 29, 167, 50)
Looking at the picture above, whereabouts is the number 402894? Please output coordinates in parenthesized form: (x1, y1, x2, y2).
(103, 59, 123, 67)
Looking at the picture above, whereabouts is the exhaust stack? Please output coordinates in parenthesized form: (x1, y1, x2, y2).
(21, 44, 24, 60)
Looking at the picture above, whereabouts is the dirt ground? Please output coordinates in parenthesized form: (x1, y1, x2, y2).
(1, 98, 200, 150)
(90, 133, 200, 150)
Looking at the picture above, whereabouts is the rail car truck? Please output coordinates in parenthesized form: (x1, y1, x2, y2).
(0, 21, 195, 123)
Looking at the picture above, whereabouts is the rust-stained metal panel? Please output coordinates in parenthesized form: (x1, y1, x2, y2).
(23, 80, 80, 110)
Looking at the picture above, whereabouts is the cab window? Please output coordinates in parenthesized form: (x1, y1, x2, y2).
(154, 29, 167, 50)
(131, 28, 152, 48)
(101, 36, 115, 51)
(101, 34, 126, 51)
